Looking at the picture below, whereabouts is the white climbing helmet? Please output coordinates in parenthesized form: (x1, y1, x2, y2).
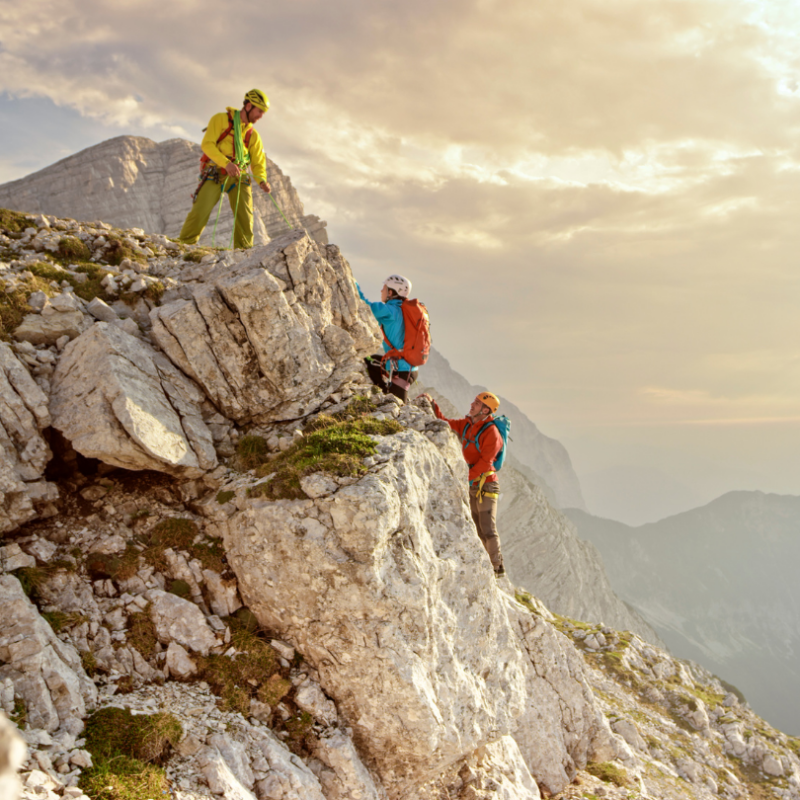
(383, 274, 411, 298)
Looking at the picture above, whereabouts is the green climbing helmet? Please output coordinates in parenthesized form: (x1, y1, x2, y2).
(244, 89, 269, 112)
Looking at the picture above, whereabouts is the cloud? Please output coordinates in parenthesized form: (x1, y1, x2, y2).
(3, 0, 800, 493)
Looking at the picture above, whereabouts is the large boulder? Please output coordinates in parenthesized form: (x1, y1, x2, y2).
(216, 402, 607, 797)
(0, 575, 97, 734)
(50, 322, 217, 477)
(150, 231, 378, 424)
(0, 344, 57, 534)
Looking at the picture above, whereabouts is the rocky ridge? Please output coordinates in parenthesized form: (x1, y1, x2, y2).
(0, 136, 328, 250)
(1, 208, 798, 800)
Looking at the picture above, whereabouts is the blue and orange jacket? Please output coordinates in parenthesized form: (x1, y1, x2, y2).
(431, 399, 501, 484)
(357, 284, 417, 373)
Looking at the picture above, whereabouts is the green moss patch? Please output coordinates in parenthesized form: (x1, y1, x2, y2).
(586, 761, 629, 787)
(216, 490, 235, 505)
(237, 435, 269, 470)
(514, 590, 539, 615)
(104, 236, 147, 266)
(12, 561, 77, 600)
(197, 617, 280, 715)
(85, 547, 141, 583)
(0, 287, 30, 341)
(81, 650, 98, 677)
(79, 707, 182, 800)
(0, 207, 32, 233)
(28, 260, 110, 303)
(58, 236, 92, 262)
(42, 610, 88, 633)
(249, 416, 402, 501)
(10, 697, 27, 726)
(168, 579, 191, 599)
(127, 608, 159, 660)
(138, 518, 225, 574)
(182, 247, 214, 263)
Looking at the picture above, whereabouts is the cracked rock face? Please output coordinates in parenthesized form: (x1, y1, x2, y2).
(0, 344, 57, 534)
(49, 322, 217, 477)
(217, 402, 607, 798)
(150, 230, 379, 424)
(0, 575, 97, 735)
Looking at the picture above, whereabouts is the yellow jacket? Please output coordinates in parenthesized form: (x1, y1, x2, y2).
(201, 107, 268, 184)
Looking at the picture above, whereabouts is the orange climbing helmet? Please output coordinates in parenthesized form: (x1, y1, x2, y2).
(476, 392, 500, 413)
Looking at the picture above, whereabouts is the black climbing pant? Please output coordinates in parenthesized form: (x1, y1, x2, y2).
(365, 354, 417, 403)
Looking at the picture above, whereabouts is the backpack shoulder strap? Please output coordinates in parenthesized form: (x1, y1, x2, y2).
(461, 419, 496, 449)
(215, 112, 235, 146)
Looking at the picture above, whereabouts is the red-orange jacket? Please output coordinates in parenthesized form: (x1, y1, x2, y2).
(431, 400, 501, 484)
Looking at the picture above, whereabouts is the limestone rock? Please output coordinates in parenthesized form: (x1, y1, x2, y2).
(0, 344, 56, 534)
(313, 728, 384, 800)
(251, 727, 327, 800)
(0, 711, 26, 800)
(14, 308, 88, 346)
(499, 463, 663, 646)
(222, 405, 602, 797)
(507, 602, 614, 794)
(86, 297, 119, 323)
(147, 589, 218, 655)
(50, 322, 217, 477)
(0, 575, 96, 733)
(202, 570, 242, 618)
(0, 544, 36, 572)
(150, 231, 379, 424)
(294, 678, 336, 727)
(165, 642, 197, 680)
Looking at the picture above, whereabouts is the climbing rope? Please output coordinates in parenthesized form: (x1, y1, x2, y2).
(211, 109, 294, 246)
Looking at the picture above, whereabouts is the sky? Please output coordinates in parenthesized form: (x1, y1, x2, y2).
(2, 0, 800, 523)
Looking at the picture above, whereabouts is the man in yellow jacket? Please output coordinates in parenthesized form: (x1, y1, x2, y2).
(179, 89, 272, 250)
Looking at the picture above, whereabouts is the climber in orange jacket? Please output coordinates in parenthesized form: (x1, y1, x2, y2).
(421, 391, 506, 577)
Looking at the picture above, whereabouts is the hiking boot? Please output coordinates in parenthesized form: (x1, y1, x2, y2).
(494, 566, 506, 578)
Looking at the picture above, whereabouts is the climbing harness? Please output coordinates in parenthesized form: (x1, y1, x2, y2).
(196, 108, 295, 248)
(208, 110, 250, 249)
(475, 471, 499, 501)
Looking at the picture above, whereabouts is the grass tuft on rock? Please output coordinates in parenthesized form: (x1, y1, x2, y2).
(0, 287, 30, 341)
(197, 616, 280, 715)
(236, 435, 269, 470)
(216, 490, 235, 505)
(104, 236, 146, 266)
(249, 416, 402, 501)
(28, 260, 110, 303)
(0, 207, 31, 233)
(79, 707, 182, 800)
(127, 607, 159, 660)
(10, 697, 27, 726)
(58, 236, 92, 262)
(586, 761, 629, 787)
(42, 610, 88, 633)
(182, 247, 214, 263)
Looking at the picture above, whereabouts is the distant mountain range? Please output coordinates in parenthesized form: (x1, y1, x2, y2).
(565, 491, 800, 734)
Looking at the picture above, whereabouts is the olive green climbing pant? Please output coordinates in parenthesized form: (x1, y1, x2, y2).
(469, 482, 504, 573)
(179, 174, 254, 249)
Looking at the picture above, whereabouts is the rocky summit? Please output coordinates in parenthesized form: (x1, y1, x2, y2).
(1, 206, 800, 800)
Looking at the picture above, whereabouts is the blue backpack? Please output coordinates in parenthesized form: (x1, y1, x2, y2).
(460, 415, 511, 471)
